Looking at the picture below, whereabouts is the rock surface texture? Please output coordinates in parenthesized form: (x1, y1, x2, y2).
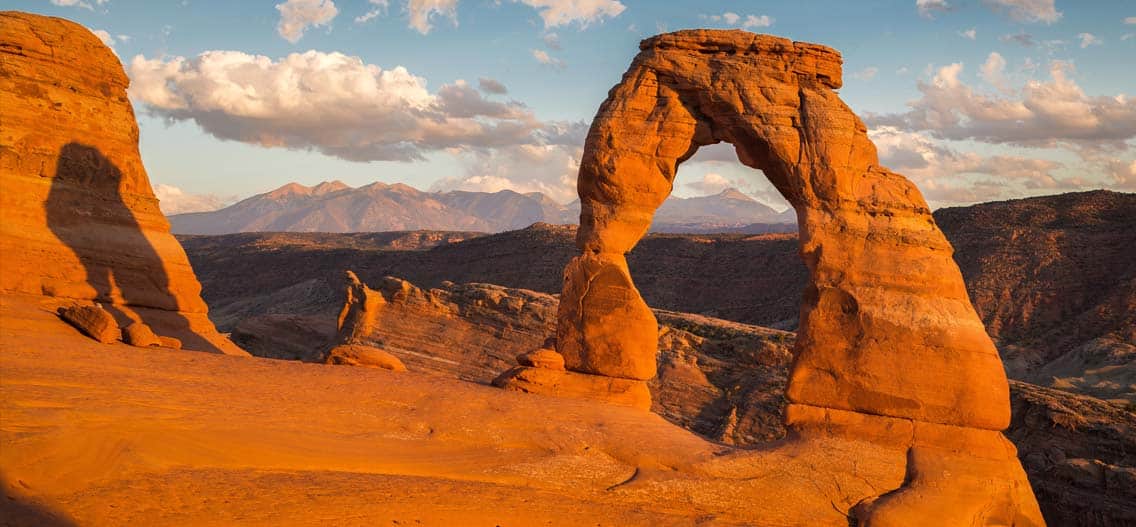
(558, 30, 1042, 524)
(0, 12, 244, 356)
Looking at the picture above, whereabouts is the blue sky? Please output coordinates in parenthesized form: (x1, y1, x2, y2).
(13, 0, 1136, 213)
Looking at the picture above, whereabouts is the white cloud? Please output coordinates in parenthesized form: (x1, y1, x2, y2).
(407, 0, 458, 34)
(1077, 32, 1102, 48)
(516, 0, 626, 28)
(869, 126, 1087, 205)
(683, 173, 735, 195)
(91, 29, 116, 50)
(1000, 31, 1035, 47)
(50, 0, 108, 10)
(916, 0, 950, 19)
(701, 12, 774, 28)
(433, 143, 583, 203)
(867, 61, 1136, 155)
(276, 0, 339, 43)
(477, 77, 508, 94)
(153, 184, 235, 215)
(531, 48, 564, 68)
(983, 0, 1061, 24)
(1125, 17, 1136, 25)
(979, 52, 1008, 91)
(1106, 159, 1136, 190)
(851, 66, 879, 81)
(543, 32, 561, 50)
(959, 28, 976, 40)
(128, 50, 564, 162)
(355, 0, 388, 23)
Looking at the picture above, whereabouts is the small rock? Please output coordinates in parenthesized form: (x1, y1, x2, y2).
(58, 305, 119, 344)
(492, 366, 650, 410)
(325, 344, 407, 372)
(122, 322, 161, 347)
(158, 336, 182, 350)
(516, 348, 565, 370)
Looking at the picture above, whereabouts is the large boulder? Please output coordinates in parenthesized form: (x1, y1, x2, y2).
(0, 11, 245, 356)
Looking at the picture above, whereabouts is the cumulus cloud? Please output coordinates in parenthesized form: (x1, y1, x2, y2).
(91, 29, 116, 51)
(153, 184, 235, 215)
(1106, 159, 1136, 190)
(1000, 31, 1035, 47)
(851, 67, 879, 81)
(916, 0, 951, 19)
(432, 143, 583, 203)
(128, 50, 563, 162)
(355, 0, 388, 23)
(531, 48, 565, 68)
(1077, 32, 1102, 48)
(50, 0, 108, 10)
(869, 126, 1086, 205)
(701, 12, 774, 28)
(868, 61, 1136, 155)
(543, 32, 561, 50)
(276, 0, 339, 43)
(683, 173, 737, 195)
(477, 77, 507, 94)
(979, 52, 1008, 91)
(983, 0, 1061, 24)
(407, 0, 458, 34)
(959, 28, 976, 40)
(517, 0, 626, 28)
(1126, 17, 1136, 25)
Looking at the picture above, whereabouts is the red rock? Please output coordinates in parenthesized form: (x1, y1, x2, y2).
(325, 344, 407, 372)
(57, 305, 119, 343)
(158, 336, 182, 350)
(492, 366, 651, 410)
(562, 28, 1008, 431)
(516, 348, 565, 370)
(0, 12, 246, 356)
(122, 321, 161, 347)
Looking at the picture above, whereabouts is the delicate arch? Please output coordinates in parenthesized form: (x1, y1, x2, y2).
(557, 30, 1009, 431)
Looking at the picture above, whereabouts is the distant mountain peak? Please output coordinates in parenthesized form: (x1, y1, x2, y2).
(716, 188, 754, 201)
(265, 182, 312, 199)
(311, 180, 351, 195)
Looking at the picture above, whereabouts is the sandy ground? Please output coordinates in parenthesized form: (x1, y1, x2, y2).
(1, 294, 905, 526)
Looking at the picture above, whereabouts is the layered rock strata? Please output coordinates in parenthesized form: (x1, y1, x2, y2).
(0, 12, 244, 355)
(552, 29, 1042, 523)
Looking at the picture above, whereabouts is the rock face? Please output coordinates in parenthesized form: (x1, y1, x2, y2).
(0, 12, 245, 355)
(558, 30, 1038, 523)
(57, 305, 119, 344)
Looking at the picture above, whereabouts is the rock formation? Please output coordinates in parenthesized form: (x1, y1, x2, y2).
(552, 29, 1041, 523)
(325, 344, 407, 371)
(0, 12, 244, 356)
(57, 305, 119, 344)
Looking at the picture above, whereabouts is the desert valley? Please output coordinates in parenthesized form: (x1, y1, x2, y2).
(2, 3, 1135, 527)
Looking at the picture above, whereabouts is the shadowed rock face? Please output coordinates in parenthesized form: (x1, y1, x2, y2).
(0, 12, 244, 355)
(555, 29, 1041, 524)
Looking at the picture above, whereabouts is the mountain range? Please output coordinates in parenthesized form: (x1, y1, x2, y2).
(167, 181, 794, 235)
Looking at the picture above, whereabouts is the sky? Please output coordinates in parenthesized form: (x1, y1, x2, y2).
(12, 0, 1136, 213)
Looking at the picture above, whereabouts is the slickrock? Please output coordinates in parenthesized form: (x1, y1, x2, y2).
(325, 344, 407, 372)
(0, 12, 245, 356)
(555, 29, 1040, 524)
(122, 321, 161, 347)
(57, 305, 119, 344)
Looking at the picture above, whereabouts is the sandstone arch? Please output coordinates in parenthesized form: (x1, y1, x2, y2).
(558, 30, 1011, 430)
